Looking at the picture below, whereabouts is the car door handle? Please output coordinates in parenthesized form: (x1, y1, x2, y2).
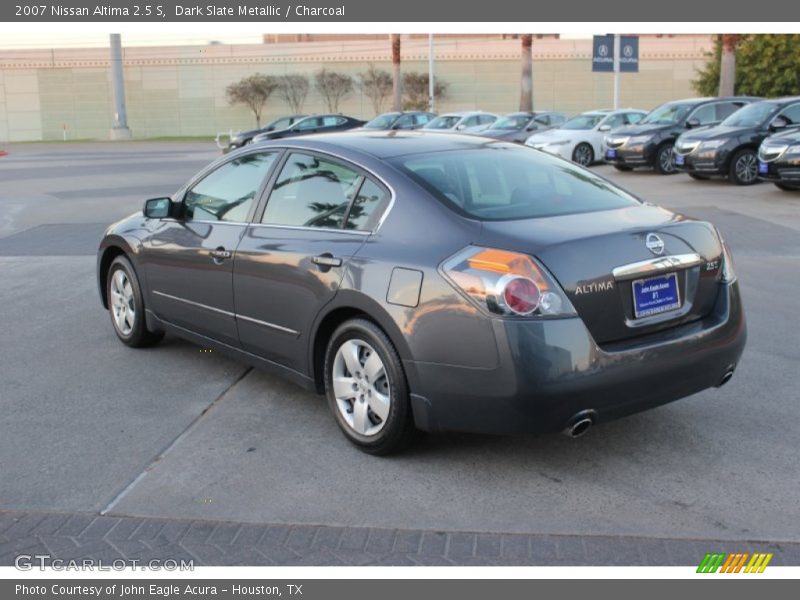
(311, 254, 342, 268)
(209, 248, 232, 260)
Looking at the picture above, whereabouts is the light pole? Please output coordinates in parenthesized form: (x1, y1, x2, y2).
(428, 34, 435, 112)
(109, 33, 131, 140)
(612, 34, 620, 110)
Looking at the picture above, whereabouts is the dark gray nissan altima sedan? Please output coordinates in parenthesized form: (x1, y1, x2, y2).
(97, 131, 746, 454)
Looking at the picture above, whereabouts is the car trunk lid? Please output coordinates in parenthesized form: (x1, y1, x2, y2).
(477, 205, 725, 344)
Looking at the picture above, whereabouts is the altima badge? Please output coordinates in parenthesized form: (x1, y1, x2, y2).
(646, 233, 665, 255)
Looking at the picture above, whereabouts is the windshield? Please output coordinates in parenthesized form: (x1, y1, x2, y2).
(641, 103, 693, 125)
(721, 102, 778, 128)
(489, 115, 531, 130)
(390, 146, 640, 221)
(425, 115, 462, 130)
(364, 113, 400, 129)
(561, 114, 604, 130)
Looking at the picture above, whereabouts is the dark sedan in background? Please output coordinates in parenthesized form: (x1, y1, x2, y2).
(480, 111, 567, 143)
(674, 97, 800, 185)
(251, 114, 365, 142)
(97, 132, 746, 454)
(758, 128, 800, 191)
(227, 115, 306, 151)
(362, 111, 436, 130)
(604, 96, 759, 174)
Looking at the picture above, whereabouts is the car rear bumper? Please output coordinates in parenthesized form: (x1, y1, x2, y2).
(404, 281, 746, 435)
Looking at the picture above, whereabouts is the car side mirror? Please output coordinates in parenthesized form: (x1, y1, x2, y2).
(686, 118, 701, 129)
(143, 197, 173, 219)
(456, 124, 466, 131)
(526, 124, 538, 131)
(770, 116, 789, 131)
(598, 124, 611, 132)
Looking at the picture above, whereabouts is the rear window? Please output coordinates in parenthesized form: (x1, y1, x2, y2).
(390, 146, 640, 221)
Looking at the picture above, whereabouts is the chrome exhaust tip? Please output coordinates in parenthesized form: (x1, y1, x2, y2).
(717, 367, 735, 387)
(563, 410, 596, 438)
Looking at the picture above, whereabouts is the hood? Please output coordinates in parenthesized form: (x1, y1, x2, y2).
(611, 123, 673, 137)
(481, 129, 519, 140)
(679, 125, 752, 142)
(526, 128, 579, 143)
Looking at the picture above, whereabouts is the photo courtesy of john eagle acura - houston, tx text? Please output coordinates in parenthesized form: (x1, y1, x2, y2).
(97, 131, 746, 455)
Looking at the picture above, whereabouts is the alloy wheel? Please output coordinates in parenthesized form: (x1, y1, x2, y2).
(735, 153, 758, 184)
(658, 146, 676, 173)
(573, 144, 593, 166)
(332, 339, 391, 437)
(110, 269, 135, 336)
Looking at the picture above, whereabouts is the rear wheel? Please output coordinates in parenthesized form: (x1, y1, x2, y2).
(728, 149, 759, 185)
(613, 165, 633, 172)
(689, 173, 711, 180)
(324, 319, 417, 455)
(107, 256, 163, 348)
(775, 182, 800, 191)
(572, 143, 594, 166)
(654, 143, 677, 174)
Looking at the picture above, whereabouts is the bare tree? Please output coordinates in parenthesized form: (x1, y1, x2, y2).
(719, 34, 739, 96)
(519, 34, 533, 111)
(391, 34, 402, 111)
(225, 74, 279, 127)
(314, 68, 354, 112)
(276, 74, 310, 113)
(359, 64, 393, 115)
(402, 72, 447, 111)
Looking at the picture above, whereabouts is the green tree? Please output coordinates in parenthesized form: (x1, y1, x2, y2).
(225, 74, 279, 128)
(693, 35, 800, 97)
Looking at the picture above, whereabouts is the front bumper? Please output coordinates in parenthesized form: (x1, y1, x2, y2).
(758, 155, 800, 183)
(604, 142, 657, 167)
(405, 281, 746, 434)
(674, 149, 727, 175)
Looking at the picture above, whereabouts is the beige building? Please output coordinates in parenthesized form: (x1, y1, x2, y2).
(0, 34, 714, 142)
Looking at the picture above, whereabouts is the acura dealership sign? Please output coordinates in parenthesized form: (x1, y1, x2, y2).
(592, 35, 639, 72)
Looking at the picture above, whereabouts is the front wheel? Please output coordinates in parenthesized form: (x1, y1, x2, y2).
(324, 319, 417, 455)
(107, 256, 163, 348)
(572, 143, 594, 166)
(654, 143, 677, 174)
(728, 149, 759, 185)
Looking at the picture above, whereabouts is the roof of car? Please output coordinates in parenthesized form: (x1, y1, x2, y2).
(252, 130, 510, 160)
(662, 96, 761, 105)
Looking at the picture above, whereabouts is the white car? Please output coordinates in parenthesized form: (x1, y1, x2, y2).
(423, 111, 499, 134)
(525, 109, 646, 166)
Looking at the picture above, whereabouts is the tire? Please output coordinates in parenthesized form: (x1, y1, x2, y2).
(572, 142, 594, 166)
(689, 173, 711, 180)
(324, 318, 417, 455)
(106, 256, 164, 348)
(728, 149, 759, 185)
(613, 165, 634, 172)
(774, 182, 800, 191)
(654, 143, 677, 175)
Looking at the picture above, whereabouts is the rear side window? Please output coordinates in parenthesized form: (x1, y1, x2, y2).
(184, 152, 278, 222)
(689, 104, 718, 125)
(391, 146, 640, 221)
(261, 152, 388, 231)
(779, 103, 800, 124)
(346, 179, 391, 231)
(716, 102, 743, 121)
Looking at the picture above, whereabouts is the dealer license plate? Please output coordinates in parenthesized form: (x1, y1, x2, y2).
(632, 272, 681, 318)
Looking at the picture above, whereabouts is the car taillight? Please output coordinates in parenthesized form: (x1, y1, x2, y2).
(715, 228, 736, 284)
(442, 246, 576, 317)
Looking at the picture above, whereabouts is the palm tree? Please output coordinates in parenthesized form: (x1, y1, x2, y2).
(520, 34, 533, 111)
(719, 34, 738, 96)
(391, 34, 402, 111)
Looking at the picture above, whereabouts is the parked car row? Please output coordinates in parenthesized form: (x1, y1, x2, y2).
(602, 95, 800, 191)
(227, 98, 800, 193)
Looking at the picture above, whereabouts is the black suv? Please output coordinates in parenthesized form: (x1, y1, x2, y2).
(604, 97, 759, 174)
(758, 128, 800, 191)
(674, 97, 800, 185)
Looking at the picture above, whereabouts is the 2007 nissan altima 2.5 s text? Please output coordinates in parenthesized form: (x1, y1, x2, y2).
(97, 132, 746, 454)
